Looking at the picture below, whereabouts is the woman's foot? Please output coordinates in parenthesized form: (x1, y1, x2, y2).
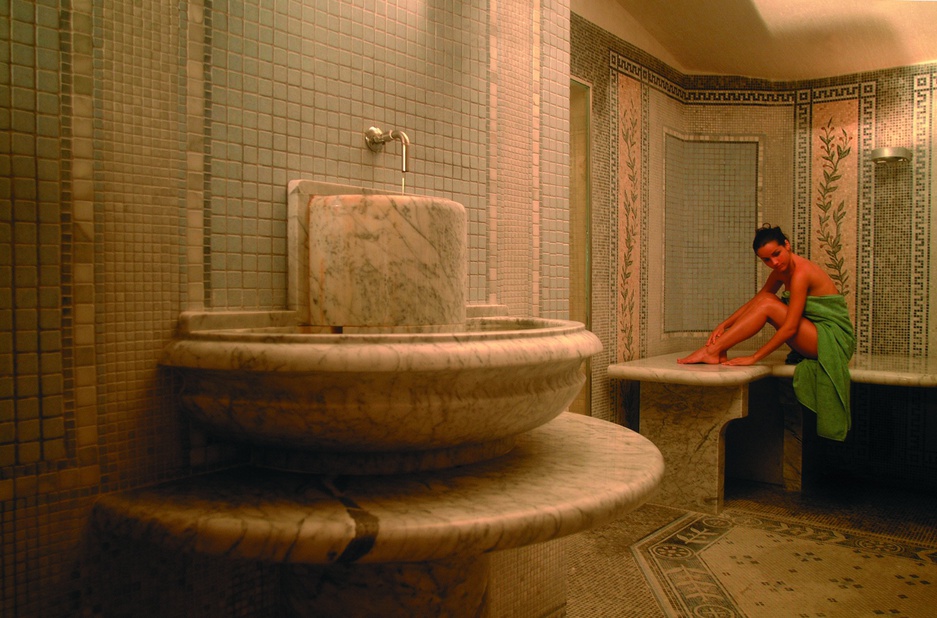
(677, 346, 727, 364)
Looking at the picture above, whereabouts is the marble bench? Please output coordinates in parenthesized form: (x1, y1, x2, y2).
(608, 352, 937, 514)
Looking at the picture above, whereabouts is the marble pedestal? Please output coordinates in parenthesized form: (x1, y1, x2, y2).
(608, 352, 778, 514)
(723, 377, 801, 491)
(93, 414, 663, 616)
(638, 381, 748, 514)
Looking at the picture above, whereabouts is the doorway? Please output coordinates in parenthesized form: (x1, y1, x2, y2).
(569, 79, 592, 416)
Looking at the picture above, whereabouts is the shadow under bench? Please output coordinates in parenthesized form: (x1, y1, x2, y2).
(608, 352, 937, 514)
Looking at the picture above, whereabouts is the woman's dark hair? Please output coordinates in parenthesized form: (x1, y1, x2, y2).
(753, 224, 788, 252)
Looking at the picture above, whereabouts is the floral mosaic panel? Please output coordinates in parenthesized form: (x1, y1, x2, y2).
(810, 100, 860, 317)
(617, 75, 642, 363)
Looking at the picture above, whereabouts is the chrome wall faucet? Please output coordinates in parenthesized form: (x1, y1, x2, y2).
(365, 126, 410, 173)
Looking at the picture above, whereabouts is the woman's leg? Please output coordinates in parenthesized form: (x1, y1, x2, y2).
(678, 295, 818, 364)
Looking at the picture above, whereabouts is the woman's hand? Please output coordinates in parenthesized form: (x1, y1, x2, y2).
(722, 355, 757, 366)
(707, 325, 726, 346)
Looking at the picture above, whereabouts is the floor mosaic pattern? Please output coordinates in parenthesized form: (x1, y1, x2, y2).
(632, 508, 937, 617)
(567, 474, 937, 618)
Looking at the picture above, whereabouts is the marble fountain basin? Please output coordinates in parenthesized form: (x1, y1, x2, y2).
(160, 313, 601, 471)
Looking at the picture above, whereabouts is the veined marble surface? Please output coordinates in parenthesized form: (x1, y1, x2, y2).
(288, 181, 392, 325)
(609, 351, 937, 387)
(606, 351, 774, 386)
(638, 382, 746, 513)
(92, 413, 664, 565)
(175, 310, 298, 335)
(287, 180, 467, 328)
(164, 316, 598, 372)
(772, 353, 937, 386)
(307, 193, 466, 327)
(159, 316, 602, 462)
(142, 180, 626, 615)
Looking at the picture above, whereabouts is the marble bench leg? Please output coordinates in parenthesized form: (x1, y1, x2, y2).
(779, 378, 805, 492)
(638, 382, 748, 514)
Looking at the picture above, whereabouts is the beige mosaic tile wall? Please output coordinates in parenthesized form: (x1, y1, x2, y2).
(572, 13, 934, 423)
(1, 0, 573, 614)
(571, 12, 937, 491)
(651, 102, 795, 357)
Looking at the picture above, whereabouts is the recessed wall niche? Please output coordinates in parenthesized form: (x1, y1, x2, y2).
(664, 132, 762, 334)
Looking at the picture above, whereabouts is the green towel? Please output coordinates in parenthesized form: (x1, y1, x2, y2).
(783, 292, 856, 441)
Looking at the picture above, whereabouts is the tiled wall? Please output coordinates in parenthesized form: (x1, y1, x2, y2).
(571, 12, 936, 489)
(608, 53, 800, 362)
(204, 0, 491, 309)
(662, 136, 759, 334)
(1, 1, 573, 614)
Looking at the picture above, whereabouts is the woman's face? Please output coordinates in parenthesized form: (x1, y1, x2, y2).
(756, 240, 792, 272)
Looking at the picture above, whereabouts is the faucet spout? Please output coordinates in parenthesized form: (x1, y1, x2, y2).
(365, 126, 410, 174)
(389, 130, 409, 173)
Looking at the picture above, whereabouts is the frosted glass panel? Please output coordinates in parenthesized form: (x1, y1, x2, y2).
(664, 135, 759, 333)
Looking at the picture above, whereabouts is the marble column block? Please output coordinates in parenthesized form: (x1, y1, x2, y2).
(724, 379, 785, 487)
(779, 377, 806, 492)
(281, 555, 489, 617)
(307, 194, 466, 328)
(639, 382, 748, 514)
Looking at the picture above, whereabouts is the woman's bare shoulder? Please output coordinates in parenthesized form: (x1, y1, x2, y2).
(799, 255, 840, 294)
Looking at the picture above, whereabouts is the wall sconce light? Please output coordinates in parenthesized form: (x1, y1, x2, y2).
(870, 146, 912, 164)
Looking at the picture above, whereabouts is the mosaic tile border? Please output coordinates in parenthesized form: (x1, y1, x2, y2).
(684, 89, 796, 105)
(792, 90, 812, 255)
(912, 71, 935, 357)
(607, 65, 620, 361)
(639, 79, 650, 360)
(633, 508, 937, 618)
(857, 83, 877, 356)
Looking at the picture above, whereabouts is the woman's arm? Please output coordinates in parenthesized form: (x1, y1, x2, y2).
(724, 271, 807, 365)
(708, 273, 783, 346)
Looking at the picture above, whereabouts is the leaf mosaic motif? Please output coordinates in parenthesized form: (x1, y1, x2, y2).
(618, 96, 639, 361)
(815, 117, 852, 296)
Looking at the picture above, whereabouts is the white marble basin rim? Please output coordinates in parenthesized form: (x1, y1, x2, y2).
(165, 317, 595, 373)
(159, 314, 602, 466)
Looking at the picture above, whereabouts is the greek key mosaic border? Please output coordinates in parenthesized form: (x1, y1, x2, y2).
(684, 89, 795, 105)
(912, 71, 934, 357)
(609, 65, 620, 364)
(640, 80, 650, 359)
(610, 50, 797, 106)
(793, 91, 812, 255)
(811, 83, 864, 102)
(611, 50, 685, 103)
(857, 81, 877, 355)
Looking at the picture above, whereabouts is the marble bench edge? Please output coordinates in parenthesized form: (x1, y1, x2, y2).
(608, 352, 937, 388)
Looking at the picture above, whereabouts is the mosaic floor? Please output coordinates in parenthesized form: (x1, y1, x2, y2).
(567, 478, 937, 618)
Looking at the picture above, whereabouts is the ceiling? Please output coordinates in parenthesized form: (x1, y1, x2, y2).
(613, 0, 937, 80)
